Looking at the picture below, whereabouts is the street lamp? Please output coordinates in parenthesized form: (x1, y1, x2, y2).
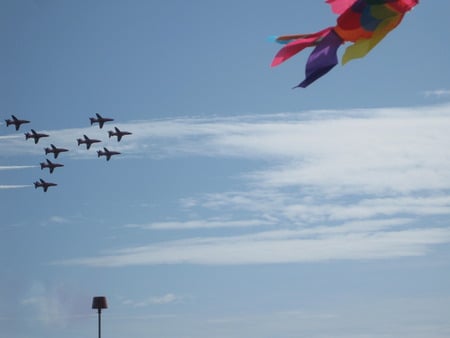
(92, 296, 108, 338)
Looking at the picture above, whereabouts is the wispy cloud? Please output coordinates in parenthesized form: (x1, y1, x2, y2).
(56, 226, 450, 267)
(20, 281, 87, 327)
(49, 216, 70, 224)
(52, 103, 450, 266)
(126, 219, 272, 230)
(2, 103, 450, 163)
(122, 293, 184, 307)
(283, 195, 450, 222)
(21, 296, 64, 324)
(181, 191, 450, 225)
(424, 89, 450, 98)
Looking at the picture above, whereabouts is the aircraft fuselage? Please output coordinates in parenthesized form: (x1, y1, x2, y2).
(25, 130, 49, 144)
(97, 148, 121, 161)
(5, 115, 30, 131)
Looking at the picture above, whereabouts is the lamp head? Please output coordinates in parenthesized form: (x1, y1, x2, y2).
(92, 296, 108, 310)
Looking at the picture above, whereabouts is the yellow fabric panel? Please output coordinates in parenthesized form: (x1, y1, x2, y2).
(342, 15, 403, 65)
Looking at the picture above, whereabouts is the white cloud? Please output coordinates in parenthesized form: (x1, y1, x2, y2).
(183, 191, 450, 225)
(242, 116, 450, 195)
(424, 89, 450, 98)
(55, 225, 450, 267)
(21, 296, 63, 323)
(126, 219, 272, 230)
(19, 281, 89, 329)
(3, 102, 450, 166)
(283, 195, 450, 222)
(49, 216, 70, 224)
(49, 103, 450, 266)
(21, 285, 71, 327)
(122, 293, 183, 307)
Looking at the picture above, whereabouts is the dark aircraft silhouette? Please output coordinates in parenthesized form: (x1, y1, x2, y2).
(77, 134, 101, 149)
(34, 178, 57, 192)
(40, 159, 64, 174)
(5, 115, 30, 131)
(25, 129, 49, 144)
(97, 147, 121, 161)
(90, 113, 114, 129)
(108, 127, 132, 142)
(44, 144, 69, 158)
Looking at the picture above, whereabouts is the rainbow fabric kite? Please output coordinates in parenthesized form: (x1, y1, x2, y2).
(271, 0, 418, 88)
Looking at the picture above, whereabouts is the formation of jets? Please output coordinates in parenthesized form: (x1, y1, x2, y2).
(2, 113, 133, 192)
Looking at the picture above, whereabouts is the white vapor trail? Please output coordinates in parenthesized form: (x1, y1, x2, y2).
(0, 185, 32, 189)
(0, 165, 38, 170)
(0, 135, 22, 140)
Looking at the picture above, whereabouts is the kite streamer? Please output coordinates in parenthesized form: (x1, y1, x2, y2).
(271, 0, 418, 88)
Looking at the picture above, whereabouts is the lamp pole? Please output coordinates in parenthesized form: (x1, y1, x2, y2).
(92, 296, 108, 338)
(97, 307, 102, 338)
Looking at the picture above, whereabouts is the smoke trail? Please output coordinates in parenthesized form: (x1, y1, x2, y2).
(0, 135, 22, 140)
(0, 185, 32, 189)
(0, 165, 38, 170)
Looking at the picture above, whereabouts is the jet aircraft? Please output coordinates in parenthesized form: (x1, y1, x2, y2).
(34, 178, 57, 192)
(89, 113, 114, 129)
(108, 127, 132, 142)
(25, 129, 49, 144)
(77, 134, 101, 149)
(5, 115, 30, 131)
(44, 144, 69, 158)
(97, 147, 121, 161)
(40, 159, 64, 174)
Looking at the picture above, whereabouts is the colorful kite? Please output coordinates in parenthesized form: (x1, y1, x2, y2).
(271, 0, 418, 88)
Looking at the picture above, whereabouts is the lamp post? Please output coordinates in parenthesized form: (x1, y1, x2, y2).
(92, 296, 108, 338)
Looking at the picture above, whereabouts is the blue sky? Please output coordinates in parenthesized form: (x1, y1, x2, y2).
(2, 1, 450, 337)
